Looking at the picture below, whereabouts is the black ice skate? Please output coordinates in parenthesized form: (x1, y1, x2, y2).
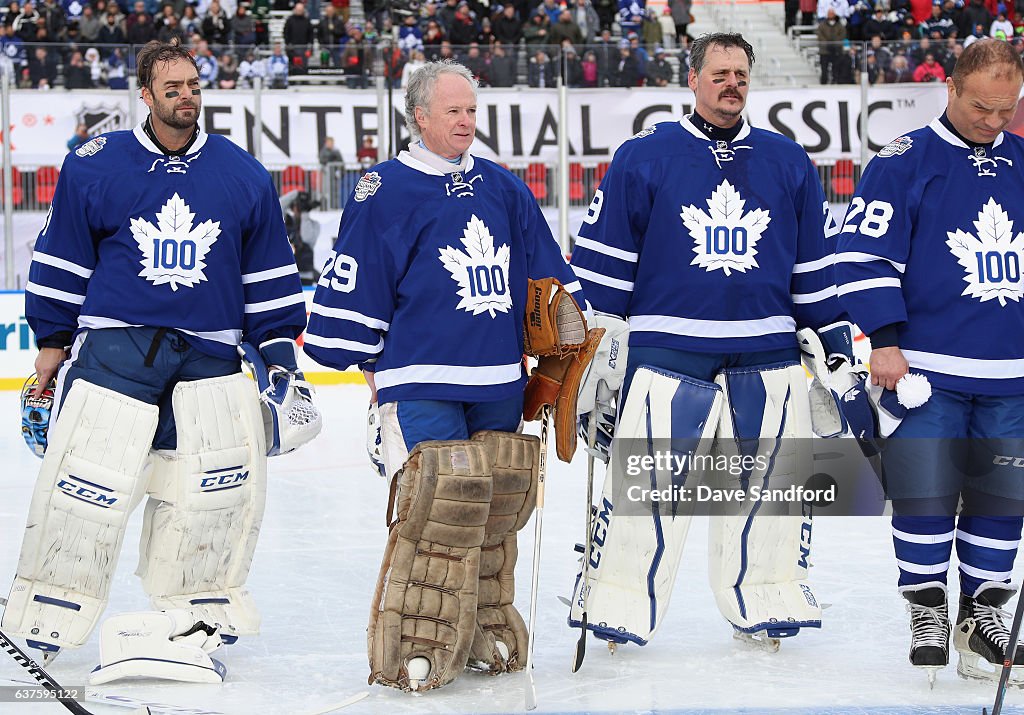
(954, 582, 1024, 685)
(900, 582, 950, 688)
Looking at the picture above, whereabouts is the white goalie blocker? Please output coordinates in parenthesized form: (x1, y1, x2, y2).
(90, 610, 225, 685)
(238, 340, 322, 457)
(136, 373, 267, 640)
(569, 366, 723, 645)
(2, 380, 159, 656)
(709, 362, 821, 643)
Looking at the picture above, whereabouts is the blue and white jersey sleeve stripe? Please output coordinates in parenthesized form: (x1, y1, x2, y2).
(240, 175, 307, 345)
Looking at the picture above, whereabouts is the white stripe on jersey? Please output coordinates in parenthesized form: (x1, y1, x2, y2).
(574, 267, 634, 291)
(32, 251, 94, 278)
(892, 528, 955, 544)
(629, 314, 796, 339)
(245, 293, 306, 314)
(573, 237, 639, 263)
(835, 251, 907, 274)
(373, 361, 523, 390)
(792, 255, 834, 274)
(242, 264, 300, 284)
(26, 281, 86, 305)
(791, 286, 837, 304)
(903, 350, 1024, 379)
(896, 558, 950, 575)
(836, 277, 902, 296)
(955, 530, 1021, 550)
(960, 563, 1014, 582)
(303, 332, 384, 356)
(310, 303, 391, 331)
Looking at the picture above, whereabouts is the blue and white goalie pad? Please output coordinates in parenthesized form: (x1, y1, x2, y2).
(238, 339, 322, 456)
(20, 374, 55, 458)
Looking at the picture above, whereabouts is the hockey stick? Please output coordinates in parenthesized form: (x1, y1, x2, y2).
(983, 587, 1024, 715)
(0, 628, 149, 715)
(524, 404, 551, 712)
(571, 409, 599, 674)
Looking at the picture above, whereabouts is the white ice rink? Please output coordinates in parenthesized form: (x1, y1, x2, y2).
(2, 384, 1023, 715)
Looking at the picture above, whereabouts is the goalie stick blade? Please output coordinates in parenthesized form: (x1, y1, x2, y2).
(301, 690, 370, 714)
(557, 596, 571, 607)
(525, 669, 538, 711)
(571, 613, 588, 673)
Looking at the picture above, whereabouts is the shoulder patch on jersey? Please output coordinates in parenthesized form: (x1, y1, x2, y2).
(354, 172, 382, 202)
(878, 136, 913, 158)
(629, 125, 657, 141)
(75, 137, 107, 157)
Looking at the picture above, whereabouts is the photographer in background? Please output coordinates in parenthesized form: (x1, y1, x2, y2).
(280, 189, 321, 285)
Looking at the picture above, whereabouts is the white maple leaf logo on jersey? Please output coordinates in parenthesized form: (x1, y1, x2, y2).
(438, 215, 512, 318)
(946, 198, 1024, 307)
(680, 180, 771, 276)
(130, 194, 220, 291)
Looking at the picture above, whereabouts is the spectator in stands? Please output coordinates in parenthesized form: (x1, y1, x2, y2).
(284, 2, 314, 72)
(528, 48, 556, 86)
(582, 49, 598, 86)
(105, 46, 127, 88)
(84, 46, 104, 85)
(448, 0, 476, 46)
(38, 0, 64, 41)
(942, 38, 962, 74)
(593, 27, 616, 85)
(438, 38, 456, 60)
(404, 47, 427, 80)
(524, 9, 551, 51)
(817, 7, 847, 83)
(356, 134, 376, 166)
(218, 51, 238, 87)
(642, 7, 662, 51)
(594, 0, 616, 32)
(561, 43, 584, 85)
(911, 34, 934, 64)
(885, 51, 913, 79)
(341, 24, 368, 87)
(817, 0, 850, 18)
(493, 4, 520, 47)
(647, 44, 672, 84)
(0, 0, 17, 26)
(671, 0, 693, 41)
(846, 0, 870, 41)
(267, 40, 289, 86)
(868, 33, 893, 68)
(195, 39, 218, 87)
(913, 50, 946, 79)
(677, 33, 691, 80)
(320, 136, 343, 167)
(477, 16, 494, 46)
(629, 31, 649, 83)
(489, 40, 516, 85)
(834, 39, 859, 81)
(96, 8, 125, 50)
(863, 47, 885, 81)
(550, 8, 583, 47)
(0, 23, 27, 77)
(575, 0, 600, 44)
(280, 191, 320, 286)
(398, 12, 423, 53)
(63, 48, 92, 88)
(238, 46, 266, 86)
(611, 37, 639, 85)
(992, 6, 1014, 34)
(382, 41, 405, 87)
(28, 45, 56, 87)
(127, 7, 156, 45)
(232, 3, 256, 45)
(422, 19, 445, 59)
(864, 5, 896, 39)
(618, 0, 644, 37)
(462, 40, 488, 83)
(920, 2, 954, 37)
(961, 0, 992, 35)
(13, 1, 39, 41)
(66, 122, 89, 150)
(157, 13, 184, 42)
(202, 0, 230, 44)
(436, 0, 457, 31)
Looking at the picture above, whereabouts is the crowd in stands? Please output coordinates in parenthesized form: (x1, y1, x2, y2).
(809, 0, 1024, 83)
(0, 0, 701, 88)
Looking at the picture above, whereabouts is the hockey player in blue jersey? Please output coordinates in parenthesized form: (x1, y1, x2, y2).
(2, 40, 315, 675)
(836, 39, 1024, 686)
(568, 32, 850, 654)
(304, 61, 597, 692)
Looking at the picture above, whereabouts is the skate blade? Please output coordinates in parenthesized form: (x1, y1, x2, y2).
(733, 630, 780, 653)
(956, 653, 1024, 686)
(914, 665, 943, 689)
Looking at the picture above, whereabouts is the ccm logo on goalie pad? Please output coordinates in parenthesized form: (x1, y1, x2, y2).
(798, 503, 813, 570)
(198, 467, 249, 491)
(588, 498, 613, 569)
(58, 476, 118, 508)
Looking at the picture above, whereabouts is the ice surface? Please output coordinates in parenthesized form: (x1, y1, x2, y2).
(1, 385, 1022, 714)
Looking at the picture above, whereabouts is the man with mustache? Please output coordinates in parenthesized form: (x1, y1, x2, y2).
(2, 39, 314, 679)
(569, 32, 847, 654)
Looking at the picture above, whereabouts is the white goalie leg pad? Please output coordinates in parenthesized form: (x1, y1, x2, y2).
(90, 610, 225, 685)
(569, 366, 722, 645)
(136, 373, 267, 639)
(708, 362, 821, 639)
(3, 380, 158, 654)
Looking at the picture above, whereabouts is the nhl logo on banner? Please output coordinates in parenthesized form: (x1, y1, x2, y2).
(878, 136, 913, 158)
(354, 172, 382, 202)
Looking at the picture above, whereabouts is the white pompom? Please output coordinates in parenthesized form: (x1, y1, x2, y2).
(896, 372, 931, 409)
(406, 656, 431, 690)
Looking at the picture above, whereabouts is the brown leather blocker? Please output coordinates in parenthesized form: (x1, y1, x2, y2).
(523, 327, 606, 462)
(523, 277, 588, 357)
(367, 440, 493, 692)
(465, 431, 540, 674)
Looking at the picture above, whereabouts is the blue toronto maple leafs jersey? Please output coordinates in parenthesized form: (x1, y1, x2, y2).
(26, 123, 307, 360)
(571, 116, 841, 354)
(836, 119, 1024, 395)
(304, 152, 585, 404)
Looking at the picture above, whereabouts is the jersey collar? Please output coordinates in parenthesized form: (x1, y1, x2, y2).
(680, 113, 751, 142)
(133, 119, 209, 157)
(397, 146, 475, 176)
(928, 116, 1004, 149)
